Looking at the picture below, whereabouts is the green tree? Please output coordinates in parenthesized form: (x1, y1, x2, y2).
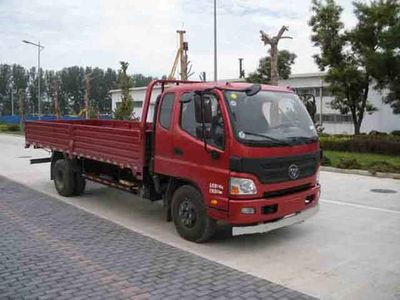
(88, 67, 118, 114)
(11, 65, 29, 116)
(353, 0, 400, 114)
(0, 64, 12, 115)
(114, 61, 134, 120)
(27, 66, 46, 115)
(309, 0, 399, 134)
(132, 73, 156, 87)
(246, 50, 296, 84)
(59, 66, 85, 115)
(102, 68, 118, 113)
(44, 70, 61, 116)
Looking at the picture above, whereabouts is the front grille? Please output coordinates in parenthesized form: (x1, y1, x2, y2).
(263, 184, 311, 199)
(230, 151, 320, 184)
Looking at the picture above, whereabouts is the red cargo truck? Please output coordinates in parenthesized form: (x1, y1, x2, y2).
(25, 80, 320, 242)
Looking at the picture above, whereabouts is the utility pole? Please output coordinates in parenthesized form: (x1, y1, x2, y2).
(178, 30, 188, 80)
(260, 26, 292, 85)
(38, 41, 41, 118)
(169, 30, 192, 80)
(84, 72, 92, 120)
(214, 0, 218, 81)
(10, 88, 14, 116)
(22, 40, 44, 119)
(320, 79, 323, 125)
(238, 58, 245, 79)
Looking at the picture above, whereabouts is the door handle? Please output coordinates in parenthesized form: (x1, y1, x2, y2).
(173, 147, 184, 156)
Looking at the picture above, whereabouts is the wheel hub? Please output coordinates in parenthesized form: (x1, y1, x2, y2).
(178, 198, 197, 228)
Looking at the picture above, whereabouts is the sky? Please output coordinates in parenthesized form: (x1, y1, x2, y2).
(0, 0, 358, 80)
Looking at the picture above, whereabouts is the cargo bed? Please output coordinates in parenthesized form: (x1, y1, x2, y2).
(25, 119, 150, 178)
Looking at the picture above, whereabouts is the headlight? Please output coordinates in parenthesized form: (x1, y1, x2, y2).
(230, 177, 257, 195)
(316, 167, 320, 183)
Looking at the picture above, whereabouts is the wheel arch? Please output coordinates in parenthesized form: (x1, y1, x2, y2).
(164, 177, 204, 222)
(50, 151, 66, 180)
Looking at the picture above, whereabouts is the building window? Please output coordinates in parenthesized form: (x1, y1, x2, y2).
(316, 113, 353, 123)
(133, 101, 143, 108)
(295, 87, 333, 98)
(159, 93, 175, 129)
(295, 87, 321, 97)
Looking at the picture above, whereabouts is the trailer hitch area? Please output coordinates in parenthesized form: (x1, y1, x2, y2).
(30, 157, 52, 164)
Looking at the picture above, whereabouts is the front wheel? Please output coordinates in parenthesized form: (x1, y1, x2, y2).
(172, 185, 216, 243)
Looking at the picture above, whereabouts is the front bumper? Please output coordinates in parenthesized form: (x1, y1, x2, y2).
(232, 203, 319, 236)
(228, 184, 320, 225)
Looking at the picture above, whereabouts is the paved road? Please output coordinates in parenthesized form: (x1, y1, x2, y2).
(1, 134, 400, 299)
(0, 177, 314, 300)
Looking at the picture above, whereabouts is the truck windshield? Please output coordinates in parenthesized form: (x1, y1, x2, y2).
(224, 90, 317, 146)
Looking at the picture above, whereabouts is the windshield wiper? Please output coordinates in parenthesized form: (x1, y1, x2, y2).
(286, 136, 319, 145)
(240, 131, 291, 146)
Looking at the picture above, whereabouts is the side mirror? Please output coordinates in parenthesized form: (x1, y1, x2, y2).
(194, 94, 213, 124)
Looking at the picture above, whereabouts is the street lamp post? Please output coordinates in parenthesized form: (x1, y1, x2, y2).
(11, 88, 14, 116)
(9, 83, 15, 116)
(213, 0, 217, 82)
(22, 40, 44, 120)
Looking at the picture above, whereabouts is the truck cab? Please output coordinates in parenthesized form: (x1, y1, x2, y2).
(150, 81, 320, 241)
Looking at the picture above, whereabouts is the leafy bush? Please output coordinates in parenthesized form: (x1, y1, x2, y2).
(336, 158, 362, 169)
(391, 130, 400, 137)
(320, 135, 400, 156)
(7, 124, 20, 131)
(367, 161, 400, 174)
(0, 124, 21, 132)
(368, 130, 387, 136)
(321, 155, 332, 166)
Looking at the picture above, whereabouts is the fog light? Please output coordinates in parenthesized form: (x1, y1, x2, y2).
(305, 195, 315, 205)
(210, 199, 218, 206)
(241, 207, 256, 215)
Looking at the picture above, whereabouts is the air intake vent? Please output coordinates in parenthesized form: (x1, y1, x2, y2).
(230, 151, 320, 184)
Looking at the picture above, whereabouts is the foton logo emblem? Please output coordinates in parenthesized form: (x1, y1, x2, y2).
(288, 164, 300, 180)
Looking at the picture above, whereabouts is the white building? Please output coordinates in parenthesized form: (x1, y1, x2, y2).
(110, 85, 163, 121)
(279, 72, 400, 134)
(109, 73, 400, 134)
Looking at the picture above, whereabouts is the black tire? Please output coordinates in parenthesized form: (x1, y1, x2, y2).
(73, 172, 86, 196)
(172, 185, 216, 243)
(53, 159, 75, 197)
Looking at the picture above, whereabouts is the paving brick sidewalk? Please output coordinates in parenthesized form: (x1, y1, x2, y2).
(0, 177, 316, 300)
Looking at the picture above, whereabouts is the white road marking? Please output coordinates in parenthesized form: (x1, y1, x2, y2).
(321, 199, 400, 215)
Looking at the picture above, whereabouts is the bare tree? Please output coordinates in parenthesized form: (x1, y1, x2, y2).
(83, 71, 93, 119)
(18, 89, 25, 130)
(51, 79, 61, 119)
(260, 26, 292, 85)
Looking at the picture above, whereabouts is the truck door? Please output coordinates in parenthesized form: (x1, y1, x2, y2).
(171, 92, 230, 211)
(153, 92, 176, 174)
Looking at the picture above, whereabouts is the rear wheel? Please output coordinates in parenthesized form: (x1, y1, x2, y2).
(172, 185, 216, 243)
(53, 159, 75, 197)
(73, 172, 86, 196)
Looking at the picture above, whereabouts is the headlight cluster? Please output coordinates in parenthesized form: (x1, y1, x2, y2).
(229, 177, 257, 195)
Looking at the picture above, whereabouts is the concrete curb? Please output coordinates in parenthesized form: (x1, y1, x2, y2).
(321, 166, 400, 180)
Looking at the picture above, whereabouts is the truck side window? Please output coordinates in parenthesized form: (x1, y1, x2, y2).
(159, 93, 175, 129)
(180, 93, 225, 149)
